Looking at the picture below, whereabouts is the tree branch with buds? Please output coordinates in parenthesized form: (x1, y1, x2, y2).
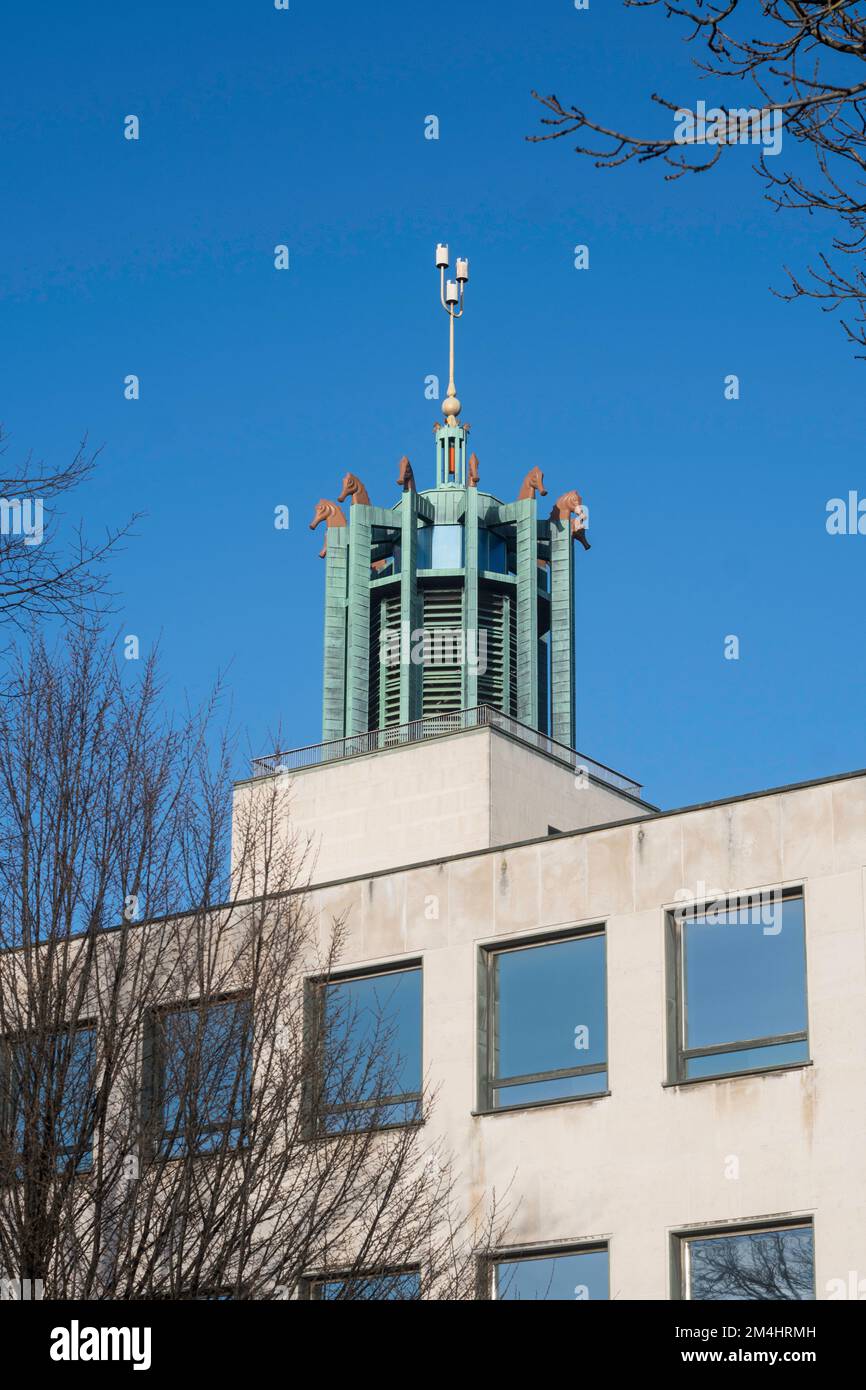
(530, 0, 866, 354)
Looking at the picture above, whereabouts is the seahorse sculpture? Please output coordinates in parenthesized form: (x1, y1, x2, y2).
(309, 499, 347, 558)
(397, 456, 416, 492)
(337, 472, 372, 506)
(468, 452, 480, 488)
(550, 490, 591, 551)
(517, 466, 547, 501)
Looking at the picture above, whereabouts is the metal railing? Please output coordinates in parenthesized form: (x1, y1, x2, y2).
(251, 705, 642, 797)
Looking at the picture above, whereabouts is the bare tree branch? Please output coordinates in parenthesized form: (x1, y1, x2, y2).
(530, 1, 866, 354)
(0, 428, 140, 633)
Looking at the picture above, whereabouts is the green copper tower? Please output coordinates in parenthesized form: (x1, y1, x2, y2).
(311, 244, 591, 751)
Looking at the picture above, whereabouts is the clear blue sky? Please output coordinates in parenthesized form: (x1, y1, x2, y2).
(2, 0, 863, 811)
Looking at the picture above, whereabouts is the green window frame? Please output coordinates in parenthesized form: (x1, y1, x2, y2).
(666, 888, 809, 1083)
(673, 1220, 815, 1301)
(303, 1267, 422, 1301)
(142, 994, 252, 1160)
(485, 1243, 609, 1301)
(306, 961, 423, 1135)
(478, 926, 608, 1112)
(1, 1023, 96, 1177)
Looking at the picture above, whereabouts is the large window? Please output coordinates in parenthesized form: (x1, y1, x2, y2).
(1, 1025, 95, 1175)
(311, 963, 422, 1133)
(479, 928, 607, 1111)
(306, 1269, 421, 1301)
(667, 890, 809, 1082)
(675, 1221, 815, 1301)
(143, 997, 251, 1158)
(490, 1246, 609, 1301)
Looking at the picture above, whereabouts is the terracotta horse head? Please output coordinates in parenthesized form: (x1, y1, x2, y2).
(397, 456, 416, 492)
(517, 465, 547, 501)
(309, 499, 347, 558)
(468, 452, 480, 488)
(550, 490, 591, 551)
(338, 472, 371, 506)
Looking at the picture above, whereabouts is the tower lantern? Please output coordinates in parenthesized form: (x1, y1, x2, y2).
(311, 246, 591, 750)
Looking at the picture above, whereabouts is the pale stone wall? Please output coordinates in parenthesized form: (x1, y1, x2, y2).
(488, 729, 651, 846)
(304, 768, 866, 1300)
(232, 725, 649, 887)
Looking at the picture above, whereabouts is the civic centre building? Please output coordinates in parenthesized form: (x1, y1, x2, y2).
(234, 251, 866, 1300)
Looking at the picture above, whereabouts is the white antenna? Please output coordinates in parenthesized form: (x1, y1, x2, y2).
(435, 243, 469, 422)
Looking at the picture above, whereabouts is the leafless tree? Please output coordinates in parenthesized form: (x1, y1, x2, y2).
(0, 635, 503, 1300)
(530, 2, 866, 354)
(0, 428, 137, 632)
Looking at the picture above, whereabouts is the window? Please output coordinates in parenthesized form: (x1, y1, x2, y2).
(2, 1025, 96, 1175)
(143, 997, 251, 1158)
(479, 928, 607, 1111)
(667, 890, 809, 1082)
(311, 963, 422, 1133)
(307, 1269, 421, 1301)
(490, 1246, 609, 1301)
(478, 528, 506, 573)
(478, 525, 516, 575)
(675, 1221, 814, 1301)
(417, 524, 464, 569)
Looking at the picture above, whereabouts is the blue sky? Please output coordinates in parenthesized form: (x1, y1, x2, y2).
(1, 0, 863, 811)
